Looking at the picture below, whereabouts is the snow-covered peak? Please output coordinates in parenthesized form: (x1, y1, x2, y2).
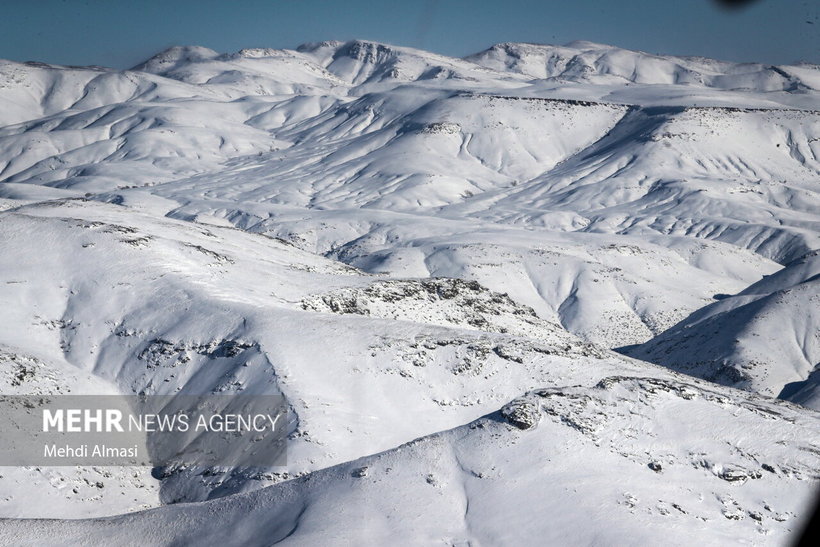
(296, 39, 505, 86)
(465, 42, 587, 80)
(300, 39, 397, 62)
(229, 47, 290, 59)
(129, 44, 347, 96)
(467, 40, 817, 91)
(131, 45, 220, 74)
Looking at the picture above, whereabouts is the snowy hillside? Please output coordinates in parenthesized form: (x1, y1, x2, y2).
(625, 250, 820, 409)
(0, 39, 818, 545)
(3, 376, 819, 546)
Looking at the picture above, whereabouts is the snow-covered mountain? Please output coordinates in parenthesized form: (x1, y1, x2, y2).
(625, 249, 820, 409)
(0, 39, 818, 545)
(468, 41, 820, 91)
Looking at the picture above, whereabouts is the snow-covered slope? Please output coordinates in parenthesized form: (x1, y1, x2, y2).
(625, 250, 820, 409)
(0, 197, 617, 514)
(2, 376, 818, 545)
(0, 38, 818, 544)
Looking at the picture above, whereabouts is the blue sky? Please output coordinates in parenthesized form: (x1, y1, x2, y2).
(1, 0, 818, 68)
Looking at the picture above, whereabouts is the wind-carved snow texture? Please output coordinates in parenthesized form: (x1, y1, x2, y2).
(0, 39, 819, 545)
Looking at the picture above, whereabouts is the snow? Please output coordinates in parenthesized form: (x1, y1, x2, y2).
(626, 250, 820, 409)
(1, 376, 817, 545)
(0, 38, 818, 544)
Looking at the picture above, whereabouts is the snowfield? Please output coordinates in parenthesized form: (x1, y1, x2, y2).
(0, 39, 818, 545)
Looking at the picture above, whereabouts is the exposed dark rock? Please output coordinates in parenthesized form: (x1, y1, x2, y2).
(502, 398, 541, 430)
